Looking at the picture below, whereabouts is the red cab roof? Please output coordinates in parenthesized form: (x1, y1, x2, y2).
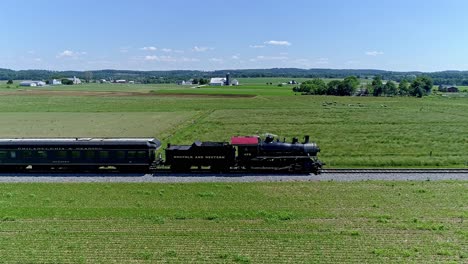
(231, 136, 259, 145)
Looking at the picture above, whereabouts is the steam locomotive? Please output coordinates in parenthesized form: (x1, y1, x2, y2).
(164, 135, 322, 174)
(0, 134, 322, 174)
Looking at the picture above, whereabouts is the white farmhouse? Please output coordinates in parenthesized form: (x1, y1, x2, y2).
(50, 79, 62, 85)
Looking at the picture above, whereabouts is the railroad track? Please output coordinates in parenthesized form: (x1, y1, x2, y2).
(0, 168, 467, 176)
(322, 169, 468, 174)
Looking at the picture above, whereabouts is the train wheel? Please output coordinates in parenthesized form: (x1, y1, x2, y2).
(210, 165, 229, 173)
(171, 165, 191, 173)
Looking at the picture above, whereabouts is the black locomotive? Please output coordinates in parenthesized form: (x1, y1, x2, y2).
(164, 135, 322, 174)
(0, 134, 322, 174)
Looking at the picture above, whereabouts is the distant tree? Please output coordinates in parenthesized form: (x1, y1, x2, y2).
(6, 79, 13, 84)
(398, 79, 410, 96)
(199, 78, 209, 85)
(61, 79, 73, 85)
(338, 76, 359, 96)
(84, 71, 93, 83)
(299, 79, 327, 95)
(326, 80, 342, 95)
(383, 80, 397, 96)
(418, 76, 434, 95)
(410, 79, 424, 97)
(371, 76, 384, 96)
(410, 76, 433, 97)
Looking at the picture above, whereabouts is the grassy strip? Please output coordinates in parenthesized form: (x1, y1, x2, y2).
(0, 181, 466, 262)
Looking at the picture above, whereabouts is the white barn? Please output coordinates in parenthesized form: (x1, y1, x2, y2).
(210, 77, 226, 86)
(67, 76, 81, 84)
(20, 81, 37, 87)
(20, 80, 46, 87)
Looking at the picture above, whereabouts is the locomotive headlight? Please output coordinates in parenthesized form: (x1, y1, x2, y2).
(303, 143, 320, 154)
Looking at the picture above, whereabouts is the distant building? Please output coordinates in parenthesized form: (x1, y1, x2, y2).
(67, 76, 81, 84)
(128, 81, 135, 84)
(226, 73, 231, 85)
(176, 80, 193, 85)
(19, 80, 46, 87)
(209, 77, 226, 86)
(209, 73, 239, 86)
(438, 85, 459, 92)
(288, 80, 298, 85)
(99, 79, 107, 83)
(448, 87, 459, 92)
(20, 81, 37, 87)
(115, 80, 127, 84)
(50, 79, 62, 85)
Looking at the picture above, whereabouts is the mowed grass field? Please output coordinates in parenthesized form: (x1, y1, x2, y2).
(0, 83, 466, 167)
(0, 181, 466, 263)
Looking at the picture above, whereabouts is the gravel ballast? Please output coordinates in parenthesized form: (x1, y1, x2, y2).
(0, 172, 466, 183)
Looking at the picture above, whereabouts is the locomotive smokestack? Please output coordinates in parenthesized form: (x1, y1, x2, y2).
(303, 135, 310, 144)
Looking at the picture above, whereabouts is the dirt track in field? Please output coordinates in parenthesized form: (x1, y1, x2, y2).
(0, 90, 255, 98)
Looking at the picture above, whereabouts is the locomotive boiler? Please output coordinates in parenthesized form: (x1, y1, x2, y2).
(232, 135, 322, 173)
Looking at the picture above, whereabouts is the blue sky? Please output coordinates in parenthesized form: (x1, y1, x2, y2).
(1, 0, 467, 71)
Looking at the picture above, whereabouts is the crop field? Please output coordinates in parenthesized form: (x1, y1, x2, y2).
(0, 181, 465, 263)
(0, 86, 466, 167)
(0, 112, 196, 138)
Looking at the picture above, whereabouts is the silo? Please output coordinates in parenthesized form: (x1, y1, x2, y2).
(226, 72, 231, 85)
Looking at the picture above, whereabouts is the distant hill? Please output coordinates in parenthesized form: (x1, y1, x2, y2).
(1, 68, 468, 85)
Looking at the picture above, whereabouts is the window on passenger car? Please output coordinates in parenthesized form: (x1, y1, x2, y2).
(85, 151, 95, 159)
(99, 151, 109, 159)
(72, 151, 81, 159)
(128, 151, 136, 159)
(36, 151, 48, 158)
(137, 151, 146, 158)
(116, 151, 125, 159)
(0, 151, 7, 158)
(10, 151, 16, 159)
(23, 151, 33, 158)
(56, 151, 67, 159)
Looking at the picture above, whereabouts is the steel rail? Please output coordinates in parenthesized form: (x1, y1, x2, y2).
(321, 169, 468, 174)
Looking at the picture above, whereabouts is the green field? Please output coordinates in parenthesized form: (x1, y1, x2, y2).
(0, 85, 466, 167)
(0, 79, 466, 263)
(0, 181, 465, 263)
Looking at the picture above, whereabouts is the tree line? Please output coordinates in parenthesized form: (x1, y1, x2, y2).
(293, 75, 433, 97)
(0, 67, 465, 85)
